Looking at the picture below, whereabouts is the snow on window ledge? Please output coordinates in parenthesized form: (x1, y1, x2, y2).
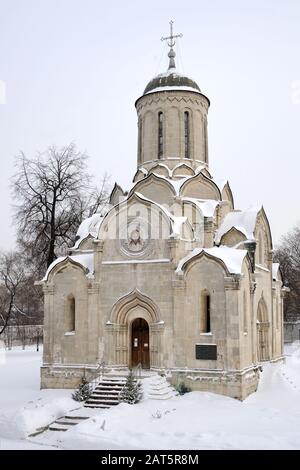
(64, 331, 75, 336)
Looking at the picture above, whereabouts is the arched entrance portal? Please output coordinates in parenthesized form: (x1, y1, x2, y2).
(131, 318, 150, 368)
(108, 289, 164, 369)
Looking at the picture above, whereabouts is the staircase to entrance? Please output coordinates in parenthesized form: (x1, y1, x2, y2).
(84, 375, 127, 409)
(47, 371, 178, 433)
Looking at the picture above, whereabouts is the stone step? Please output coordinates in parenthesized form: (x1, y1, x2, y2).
(96, 383, 125, 388)
(150, 385, 173, 391)
(101, 377, 127, 381)
(94, 388, 121, 393)
(97, 382, 125, 388)
(49, 427, 68, 432)
(100, 382, 126, 386)
(94, 388, 122, 393)
(55, 420, 78, 426)
(85, 399, 119, 405)
(86, 400, 119, 406)
(84, 403, 110, 409)
(92, 392, 119, 399)
(48, 424, 69, 432)
(99, 379, 126, 383)
(64, 415, 89, 420)
(48, 413, 91, 432)
(89, 394, 120, 399)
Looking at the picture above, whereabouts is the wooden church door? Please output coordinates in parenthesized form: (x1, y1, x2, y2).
(131, 318, 150, 369)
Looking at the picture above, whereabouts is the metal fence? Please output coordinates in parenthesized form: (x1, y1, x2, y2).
(1, 325, 43, 350)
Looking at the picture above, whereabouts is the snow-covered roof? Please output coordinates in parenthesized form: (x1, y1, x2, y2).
(149, 163, 172, 177)
(182, 198, 219, 218)
(138, 163, 202, 179)
(145, 85, 202, 95)
(134, 192, 191, 239)
(72, 213, 104, 249)
(150, 69, 191, 80)
(215, 207, 262, 245)
(171, 216, 188, 238)
(272, 263, 281, 281)
(129, 172, 192, 197)
(213, 178, 228, 192)
(143, 68, 202, 97)
(195, 165, 206, 175)
(176, 246, 248, 275)
(43, 253, 94, 281)
(172, 162, 195, 173)
(131, 164, 220, 196)
(131, 169, 221, 198)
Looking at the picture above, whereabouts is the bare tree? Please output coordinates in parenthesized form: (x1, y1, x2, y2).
(12, 143, 110, 274)
(0, 252, 27, 336)
(274, 225, 300, 321)
(86, 174, 110, 217)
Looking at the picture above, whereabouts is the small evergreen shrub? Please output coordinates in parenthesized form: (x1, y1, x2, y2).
(72, 377, 92, 402)
(119, 369, 143, 404)
(175, 381, 192, 395)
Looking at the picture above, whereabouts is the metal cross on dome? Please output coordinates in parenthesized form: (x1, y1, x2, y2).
(161, 20, 183, 48)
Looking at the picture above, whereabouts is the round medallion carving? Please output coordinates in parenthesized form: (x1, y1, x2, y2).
(119, 218, 151, 257)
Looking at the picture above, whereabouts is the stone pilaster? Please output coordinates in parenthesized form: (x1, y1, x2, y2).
(267, 249, 273, 271)
(172, 277, 186, 366)
(93, 239, 104, 282)
(87, 282, 100, 363)
(203, 217, 214, 247)
(249, 278, 257, 364)
(42, 284, 55, 364)
(224, 275, 241, 370)
(168, 238, 180, 267)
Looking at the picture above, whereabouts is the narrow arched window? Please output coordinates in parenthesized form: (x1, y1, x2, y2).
(258, 233, 263, 265)
(184, 111, 190, 158)
(66, 295, 76, 332)
(200, 291, 211, 333)
(138, 118, 142, 164)
(158, 112, 163, 158)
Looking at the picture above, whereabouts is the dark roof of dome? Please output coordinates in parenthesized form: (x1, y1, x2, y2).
(144, 69, 201, 95)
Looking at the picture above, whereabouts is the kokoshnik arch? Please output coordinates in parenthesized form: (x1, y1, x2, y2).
(39, 22, 287, 399)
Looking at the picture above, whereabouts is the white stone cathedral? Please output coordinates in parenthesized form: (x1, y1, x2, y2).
(40, 26, 286, 399)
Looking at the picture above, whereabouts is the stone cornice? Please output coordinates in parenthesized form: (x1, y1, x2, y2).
(43, 285, 55, 295)
(224, 275, 242, 290)
(93, 239, 104, 252)
(204, 218, 214, 231)
(136, 94, 209, 113)
(87, 282, 101, 295)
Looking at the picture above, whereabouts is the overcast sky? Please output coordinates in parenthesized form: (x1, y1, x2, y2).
(0, 0, 300, 250)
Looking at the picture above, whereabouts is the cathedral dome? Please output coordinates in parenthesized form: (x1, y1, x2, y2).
(144, 69, 201, 95)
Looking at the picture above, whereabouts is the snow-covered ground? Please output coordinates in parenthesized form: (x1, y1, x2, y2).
(0, 346, 75, 449)
(1, 343, 300, 450)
